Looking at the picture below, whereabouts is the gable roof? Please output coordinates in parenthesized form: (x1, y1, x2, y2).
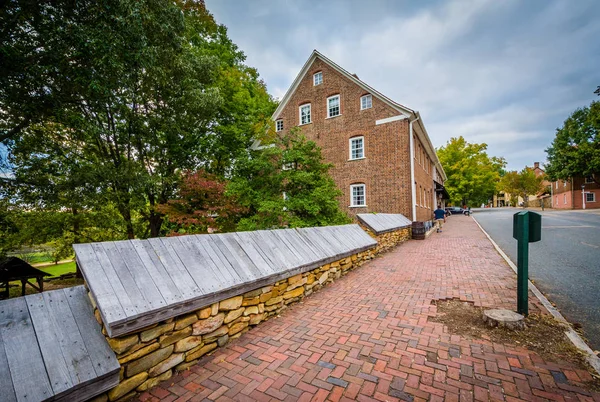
(272, 50, 414, 120)
(270, 49, 447, 181)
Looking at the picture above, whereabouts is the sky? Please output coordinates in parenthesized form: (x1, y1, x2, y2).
(205, 0, 600, 172)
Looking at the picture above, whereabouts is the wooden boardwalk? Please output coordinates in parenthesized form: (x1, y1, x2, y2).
(74, 224, 377, 338)
(357, 213, 412, 234)
(0, 286, 120, 402)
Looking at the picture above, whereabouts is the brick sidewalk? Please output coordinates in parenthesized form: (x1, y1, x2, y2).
(136, 216, 600, 402)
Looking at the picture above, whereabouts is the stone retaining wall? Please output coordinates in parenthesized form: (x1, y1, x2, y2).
(90, 248, 377, 402)
(361, 226, 412, 254)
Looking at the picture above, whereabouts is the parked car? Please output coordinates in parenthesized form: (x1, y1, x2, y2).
(445, 207, 470, 215)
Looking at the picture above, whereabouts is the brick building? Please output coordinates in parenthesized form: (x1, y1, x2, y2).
(551, 175, 599, 209)
(262, 50, 446, 221)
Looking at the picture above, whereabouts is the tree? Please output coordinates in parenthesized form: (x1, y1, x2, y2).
(228, 129, 351, 231)
(157, 169, 246, 235)
(498, 168, 544, 207)
(545, 101, 600, 185)
(2, 0, 276, 242)
(436, 137, 506, 206)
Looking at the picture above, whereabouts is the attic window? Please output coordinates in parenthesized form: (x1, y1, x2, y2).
(361, 94, 372, 110)
(276, 119, 283, 132)
(313, 72, 323, 86)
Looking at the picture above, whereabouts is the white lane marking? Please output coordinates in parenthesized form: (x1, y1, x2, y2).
(543, 225, 594, 229)
(581, 242, 600, 249)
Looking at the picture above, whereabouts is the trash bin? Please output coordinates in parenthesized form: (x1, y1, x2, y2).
(412, 221, 426, 240)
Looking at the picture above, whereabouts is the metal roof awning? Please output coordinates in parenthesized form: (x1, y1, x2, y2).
(435, 182, 450, 200)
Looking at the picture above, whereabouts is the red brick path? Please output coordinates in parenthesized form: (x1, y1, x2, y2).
(136, 216, 600, 402)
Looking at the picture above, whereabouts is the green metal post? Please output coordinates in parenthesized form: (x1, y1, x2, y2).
(516, 212, 529, 315)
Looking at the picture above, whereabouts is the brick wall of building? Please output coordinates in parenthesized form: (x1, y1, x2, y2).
(275, 57, 438, 221)
(551, 177, 599, 209)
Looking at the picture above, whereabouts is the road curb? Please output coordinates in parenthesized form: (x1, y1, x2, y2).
(471, 214, 600, 376)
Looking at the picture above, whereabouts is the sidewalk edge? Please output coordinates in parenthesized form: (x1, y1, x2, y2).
(471, 215, 600, 376)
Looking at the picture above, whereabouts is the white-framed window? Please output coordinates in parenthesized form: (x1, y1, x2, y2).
(276, 119, 283, 132)
(282, 162, 295, 170)
(555, 181, 558, 189)
(361, 94, 372, 110)
(327, 95, 340, 118)
(349, 136, 364, 160)
(586, 192, 596, 202)
(585, 175, 594, 184)
(563, 181, 567, 187)
(299, 104, 311, 125)
(313, 72, 322, 86)
(350, 184, 366, 207)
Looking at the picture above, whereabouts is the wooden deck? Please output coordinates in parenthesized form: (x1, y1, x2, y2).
(74, 224, 377, 338)
(357, 213, 412, 234)
(0, 286, 120, 402)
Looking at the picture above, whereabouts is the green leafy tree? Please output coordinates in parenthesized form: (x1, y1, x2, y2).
(545, 101, 600, 185)
(3, 0, 275, 242)
(498, 168, 544, 207)
(228, 129, 351, 231)
(437, 136, 506, 206)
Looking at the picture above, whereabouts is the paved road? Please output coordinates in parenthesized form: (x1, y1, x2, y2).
(473, 207, 600, 351)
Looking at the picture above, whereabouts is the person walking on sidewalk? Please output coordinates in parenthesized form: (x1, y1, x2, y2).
(433, 205, 446, 233)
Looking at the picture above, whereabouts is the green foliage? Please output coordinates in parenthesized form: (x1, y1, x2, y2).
(228, 129, 351, 231)
(498, 168, 544, 206)
(1, 0, 276, 250)
(437, 136, 506, 206)
(545, 101, 600, 185)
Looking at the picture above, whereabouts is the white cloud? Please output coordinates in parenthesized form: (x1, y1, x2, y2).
(207, 0, 600, 171)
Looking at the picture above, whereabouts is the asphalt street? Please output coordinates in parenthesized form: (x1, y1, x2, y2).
(472, 207, 600, 352)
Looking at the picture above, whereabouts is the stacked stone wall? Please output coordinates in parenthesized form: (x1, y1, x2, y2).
(361, 226, 412, 254)
(90, 248, 377, 402)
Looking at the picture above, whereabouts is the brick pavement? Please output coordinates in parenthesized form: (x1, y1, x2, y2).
(136, 216, 600, 402)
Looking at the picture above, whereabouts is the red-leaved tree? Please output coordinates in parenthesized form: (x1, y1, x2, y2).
(157, 170, 246, 235)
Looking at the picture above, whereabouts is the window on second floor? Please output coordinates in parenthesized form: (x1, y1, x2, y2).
(350, 136, 364, 160)
(276, 119, 283, 132)
(360, 94, 372, 110)
(327, 95, 340, 118)
(585, 175, 594, 184)
(300, 104, 311, 125)
(313, 72, 322, 86)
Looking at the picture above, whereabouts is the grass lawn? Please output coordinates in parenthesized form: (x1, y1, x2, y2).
(38, 261, 77, 277)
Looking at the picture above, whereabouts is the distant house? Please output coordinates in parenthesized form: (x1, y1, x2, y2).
(551, 174, 599, 210)
(263, 50, 447, 222)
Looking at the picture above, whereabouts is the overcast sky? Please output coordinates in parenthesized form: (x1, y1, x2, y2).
(206, 0, 600, 171)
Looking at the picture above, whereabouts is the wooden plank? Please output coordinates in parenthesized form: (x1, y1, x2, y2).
(208, 234, 256, 283)
(147, 238, 201, 299)
(193, 235, 244, 287)
(304, 227, 342, 257)
(295, 228, 332, 259)
(329, 226, 356, 250)
(0, 320, 17, 402)
(293, 230, 329, 262)
(42, 290, 97, 391)
(101, 242, 150, 315)
(281, 229, 322, 262)
(246, 231, 289, 272)
(25, 292, 74, 397)
(214, 234, 263, 279)
(72, 244, 125, 325)
(114, 240, 166, 311)
(91, 243, 139, 318)
(171, 236, 223, 293)
(0, 297, 53, 402)
(256, 230, 299, 269)
(272, 230, 307, 263)
(64, 286, 120, 378)
(133, 240, 184, 305)
(233, 232, 276, 276)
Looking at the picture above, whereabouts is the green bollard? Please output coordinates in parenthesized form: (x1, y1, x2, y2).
(513, 211, 542, 316)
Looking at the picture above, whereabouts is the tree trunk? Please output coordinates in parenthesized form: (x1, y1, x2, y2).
(148, 212, 163, 238)
(118, 203, 135, 239)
